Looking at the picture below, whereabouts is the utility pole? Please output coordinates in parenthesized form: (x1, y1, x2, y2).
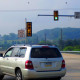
(61, 28, 63, 50)
(61, 28, 62, 41)
(37, 36, 39, 44)
(45, 33, 46, 45)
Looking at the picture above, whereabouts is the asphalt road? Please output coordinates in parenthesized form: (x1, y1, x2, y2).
(3, 53, 80, 80)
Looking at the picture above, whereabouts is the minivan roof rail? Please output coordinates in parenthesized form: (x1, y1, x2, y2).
(13, 44, 31, 46)
(37, 44, 54, 46)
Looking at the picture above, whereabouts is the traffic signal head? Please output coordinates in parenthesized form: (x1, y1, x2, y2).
(26, 22, 32, 37)
(54, 11, 58, 21)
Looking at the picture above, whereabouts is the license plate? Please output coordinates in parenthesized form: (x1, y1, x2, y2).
(45, 62, 52, 67)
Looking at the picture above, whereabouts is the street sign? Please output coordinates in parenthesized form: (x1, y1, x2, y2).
(75, 12, 80, 19)
(18, 29, 25, 38)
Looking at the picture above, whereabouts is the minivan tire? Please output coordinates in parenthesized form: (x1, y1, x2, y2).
(16, 69, 23, 80)
(0, 75, 4, 80)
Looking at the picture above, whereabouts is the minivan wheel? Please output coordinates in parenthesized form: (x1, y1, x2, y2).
(16, 69, 23, 80)
(0, 75, 4, 80)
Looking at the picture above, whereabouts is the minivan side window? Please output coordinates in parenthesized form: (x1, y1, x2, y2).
(5, 48, 14, 57)
(11, 48, 20, 57)
(18, 47, 27, 58)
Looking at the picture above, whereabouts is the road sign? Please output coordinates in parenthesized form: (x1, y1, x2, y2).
(75, 12, 80, 19)
(18, 29, 25, 38)
(26, 22, 32, 37)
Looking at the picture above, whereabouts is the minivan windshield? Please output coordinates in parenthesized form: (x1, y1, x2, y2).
(31, 48, 62, 58)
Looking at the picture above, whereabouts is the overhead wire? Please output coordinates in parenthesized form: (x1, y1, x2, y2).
(0, 8, 80, 12)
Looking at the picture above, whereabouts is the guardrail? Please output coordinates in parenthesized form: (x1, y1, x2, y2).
(61, 51, 80, 53)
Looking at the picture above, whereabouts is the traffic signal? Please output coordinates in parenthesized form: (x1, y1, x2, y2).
(26, 22, 32, 37)
(54, 11, 58, 21)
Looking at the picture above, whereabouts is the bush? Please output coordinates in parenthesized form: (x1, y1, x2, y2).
(63, 46, 73, 51)
(63, 45, 80, 51)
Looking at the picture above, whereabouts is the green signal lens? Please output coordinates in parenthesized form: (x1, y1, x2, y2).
(55, 17, 58, 20)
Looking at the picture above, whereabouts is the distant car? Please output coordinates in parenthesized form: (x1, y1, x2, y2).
(0, 44, 66, 80)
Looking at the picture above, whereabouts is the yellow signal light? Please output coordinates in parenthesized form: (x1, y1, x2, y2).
(26, 22, 32, 37)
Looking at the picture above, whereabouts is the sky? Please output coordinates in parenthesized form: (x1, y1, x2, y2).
(0, 0, 80, 35)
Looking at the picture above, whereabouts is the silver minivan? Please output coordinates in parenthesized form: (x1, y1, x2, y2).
(0, 45, 66, 80)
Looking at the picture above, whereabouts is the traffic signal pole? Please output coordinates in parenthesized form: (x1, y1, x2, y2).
(38, 11, 80, 19)
(38, 14, 74, 17)
(25, 18, 27, 44)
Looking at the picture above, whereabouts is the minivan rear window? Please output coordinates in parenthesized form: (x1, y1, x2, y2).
(31, 48, 62, 58)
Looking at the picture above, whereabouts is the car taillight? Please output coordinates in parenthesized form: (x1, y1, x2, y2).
(61, 60, 65, 68)
(25, 60, 34, 69)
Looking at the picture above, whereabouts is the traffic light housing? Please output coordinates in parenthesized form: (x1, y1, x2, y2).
(26, 22, 32, 37)
(54, 11, 58, 21)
